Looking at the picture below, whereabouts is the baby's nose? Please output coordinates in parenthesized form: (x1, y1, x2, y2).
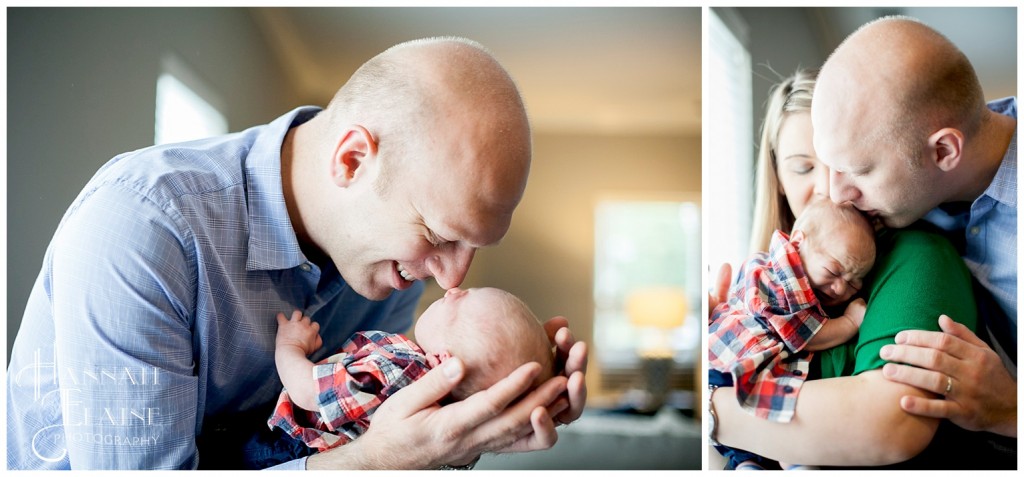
(444, 287, 466, 299)
(832, 280, 848, 296)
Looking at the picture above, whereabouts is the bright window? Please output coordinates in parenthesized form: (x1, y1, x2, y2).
(706, 9, 753, 270)
(155, 55, 227, 145)
(593, 196, 701, 373)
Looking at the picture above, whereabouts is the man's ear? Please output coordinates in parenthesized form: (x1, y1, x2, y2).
(330, 125, 378, 187)
(928, 127, 964, 173)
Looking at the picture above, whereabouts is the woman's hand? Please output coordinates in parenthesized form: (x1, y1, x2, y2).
(708, 263, 733, 316)
(880, 314, 1017, 437)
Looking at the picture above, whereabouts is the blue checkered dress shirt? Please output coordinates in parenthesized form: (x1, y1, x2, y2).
(924, 96, 1017, 364)
(6, 107, 423, 469)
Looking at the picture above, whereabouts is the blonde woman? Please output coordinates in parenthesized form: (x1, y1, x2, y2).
(748, 68, 829, 254)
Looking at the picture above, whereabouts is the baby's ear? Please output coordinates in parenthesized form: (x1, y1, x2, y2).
(790, 229, 806, 244)
(426, 351, 453, 368)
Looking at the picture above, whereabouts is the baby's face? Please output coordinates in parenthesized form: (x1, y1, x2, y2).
(799, 236, 870, 307)
(415, 287, 501, 354)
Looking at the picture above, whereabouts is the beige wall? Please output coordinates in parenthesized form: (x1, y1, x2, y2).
(415, 131, 701, 396)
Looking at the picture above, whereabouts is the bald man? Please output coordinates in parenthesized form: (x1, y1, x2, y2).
(814, 14, 1016, 453)
(7, 37, 587, 470)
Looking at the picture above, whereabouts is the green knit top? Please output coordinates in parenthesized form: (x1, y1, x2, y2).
(816, 226, 978, 379)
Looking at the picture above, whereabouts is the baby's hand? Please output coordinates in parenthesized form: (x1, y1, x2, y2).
(275, 310, 323, 356)
(844, 298, 867, 328)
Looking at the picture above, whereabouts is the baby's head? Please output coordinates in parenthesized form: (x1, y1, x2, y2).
(791, 198, 875, 307)
(414, 287, 555, 401)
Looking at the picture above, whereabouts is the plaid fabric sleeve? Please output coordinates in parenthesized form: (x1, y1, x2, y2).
(708, 231, 827, 423)
(747, 231, 828, 353)
(268, 331, 431, 451)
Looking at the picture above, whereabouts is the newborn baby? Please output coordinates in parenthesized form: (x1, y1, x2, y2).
(708, 198, 875, 470)
(268, 287, 555, 451)
(709, 197, 876, 423)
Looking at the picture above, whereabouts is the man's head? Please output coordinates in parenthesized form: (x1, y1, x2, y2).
(302, 37, 532, 300)
(414, 287, 555, 400)
(791, 198, 875, 307)
(812, 16, 985, 228)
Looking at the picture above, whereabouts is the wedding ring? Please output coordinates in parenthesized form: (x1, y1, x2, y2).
(944, 375, 953, 395)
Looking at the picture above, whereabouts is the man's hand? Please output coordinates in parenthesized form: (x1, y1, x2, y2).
(880, 314, 1017, 437)
(306, 357, 568, 469)
(708, 263, 732, 315)
(275, 310, 323, 356)
(543, 316, 588, 426)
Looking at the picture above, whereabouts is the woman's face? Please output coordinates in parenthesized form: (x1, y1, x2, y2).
(775, 112, 830, 219)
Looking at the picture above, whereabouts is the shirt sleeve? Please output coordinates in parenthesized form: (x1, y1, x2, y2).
(49, 184, 200, 469)
(850, 229, 979, 375)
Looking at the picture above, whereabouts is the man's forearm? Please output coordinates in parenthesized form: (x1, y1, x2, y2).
(714, 370, 939, 466)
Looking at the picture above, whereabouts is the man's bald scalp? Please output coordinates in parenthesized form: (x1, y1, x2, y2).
(819, 16, 985, 166)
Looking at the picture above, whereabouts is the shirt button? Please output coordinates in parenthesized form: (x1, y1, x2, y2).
(300, 263, 312, 272)
(970, 226, 981, 235)
(783, 386, 794, 393)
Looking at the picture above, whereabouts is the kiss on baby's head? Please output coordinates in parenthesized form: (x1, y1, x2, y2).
(790, 198, 876, 307)
(414, 287, 555, 400)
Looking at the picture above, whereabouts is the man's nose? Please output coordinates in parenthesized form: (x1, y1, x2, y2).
(829, 170, 858, 204)
(813, 168, 830, 197)
(428, 244, 476, 290)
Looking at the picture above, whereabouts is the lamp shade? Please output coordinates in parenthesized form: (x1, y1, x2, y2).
(626, 286, 688, 329)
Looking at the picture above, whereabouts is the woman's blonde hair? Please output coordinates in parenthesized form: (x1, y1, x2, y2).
(749, 68, 819, 253)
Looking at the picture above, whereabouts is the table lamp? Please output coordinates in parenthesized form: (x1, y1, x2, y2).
(626, 286, 687, 411)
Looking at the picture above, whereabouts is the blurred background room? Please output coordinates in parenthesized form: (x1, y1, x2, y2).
(705, 6, 1017, 271)
(6, 7, 702, 469)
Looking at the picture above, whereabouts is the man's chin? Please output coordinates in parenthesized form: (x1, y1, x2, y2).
(880, 215, 915, 229)
(351, 283, 394, 301)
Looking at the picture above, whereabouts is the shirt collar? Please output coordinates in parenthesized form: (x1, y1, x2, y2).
(982, 97, 1017, 208)
(245, 106, 323, 271)
(767, 230, 798, 265)
(985, 135, 1016, 208)
(767, 229, 821, 310)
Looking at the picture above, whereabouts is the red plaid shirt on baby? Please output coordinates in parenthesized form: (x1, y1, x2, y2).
(708, 230, 829, 423)
(267, 330, 431, 451)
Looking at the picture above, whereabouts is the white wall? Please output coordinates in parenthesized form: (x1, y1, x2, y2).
(7, 8, 298, 357)
(735, 8, 828, 183)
